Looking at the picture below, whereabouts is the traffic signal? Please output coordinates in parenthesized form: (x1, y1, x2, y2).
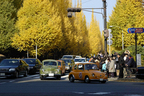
(67, 8, 81, 12)
(104, 29, 109, 37)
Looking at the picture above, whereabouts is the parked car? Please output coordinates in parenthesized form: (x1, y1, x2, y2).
(62, 55, 76, 59)
(23, 58, 42, 74)
(57, 60, 65, 75)
(60, 59, 75, 72)
(40, 59, 61, 80)
(74, 58, 87, 64)
(75, 55, 82, 58)
(0, 59, 29, 78)
(136, 67, 144, 79)
(69, 63, 108, 83)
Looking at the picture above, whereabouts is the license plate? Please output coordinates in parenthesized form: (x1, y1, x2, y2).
(100, 79, 103, 81)
(0, 73, 5, 76)
(49, 73, 54, 76)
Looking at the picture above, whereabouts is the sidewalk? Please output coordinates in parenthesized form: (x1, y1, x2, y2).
(108, 75, 144, 82)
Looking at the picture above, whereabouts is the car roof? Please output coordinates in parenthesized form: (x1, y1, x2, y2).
(75, 62, 96, 65)
(57, 60, 63, 62)
(2, 59, 21, 61)
(42, 59, 58, 62)
(74, 58, 86, 59)
(23, 58, 37, 60)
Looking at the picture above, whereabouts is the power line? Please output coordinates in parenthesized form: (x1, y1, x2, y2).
(81, 0, 93, 4)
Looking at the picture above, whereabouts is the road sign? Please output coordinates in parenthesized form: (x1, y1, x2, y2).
(137, 54, 141, 66)
(127, 28, 144, 33)
(108, 34, 113, 39)
(107, 40, 113, 45)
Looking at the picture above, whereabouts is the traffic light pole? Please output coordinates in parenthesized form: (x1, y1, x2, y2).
(103, 0, 107, 57)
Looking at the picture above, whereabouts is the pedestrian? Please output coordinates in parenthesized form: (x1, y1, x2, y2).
(117, 54, 124, 78)
(125, 55, 135, 78)
(89, 56, 94, 62)
(109, 56, 116, 77)
(106, 57, 110, 77)
(123, 53, 129, 78)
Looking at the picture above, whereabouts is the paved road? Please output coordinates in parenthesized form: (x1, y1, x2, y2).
(0, 73, 144, 96)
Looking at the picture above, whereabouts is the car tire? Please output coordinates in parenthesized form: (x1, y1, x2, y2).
(101, 81, 106, 83)
(40, 76, 45, 80)
(24, 70, 28, 77)
(69, 75, 74, 82)
(15, 71, 19, 78)
(57, 76, 61, 80)
(84, 76, 90, 83)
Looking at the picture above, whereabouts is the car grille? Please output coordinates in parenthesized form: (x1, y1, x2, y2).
(0, 69, 9, 71)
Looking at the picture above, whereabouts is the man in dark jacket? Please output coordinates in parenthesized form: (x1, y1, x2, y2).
(117, 54, 124, 78)
(125, 55, 135, 77)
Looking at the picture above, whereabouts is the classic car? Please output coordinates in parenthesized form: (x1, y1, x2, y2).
(40, 59, 61, 80)
(60, 59, 75, 72)
(68, 63, 108, 83)
(23, 58, 42, 74)
(57, 60, 65, 75)
(0, 59, 29, 78)
(74, 58, 87, 64)
(136, 67, 144, 79)
(62, 55, 76, 59)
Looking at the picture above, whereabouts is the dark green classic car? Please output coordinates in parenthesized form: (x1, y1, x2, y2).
(40, 59, 61, 80)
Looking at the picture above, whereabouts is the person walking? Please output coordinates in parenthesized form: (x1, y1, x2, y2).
(106, 57, 110, 77)
(109, 56, 116, 77)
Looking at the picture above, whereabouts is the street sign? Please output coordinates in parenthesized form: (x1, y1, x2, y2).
(137, 54, 141, 66)
(127, 28, 144, 33)
(107, 40, 113, 45)
(108, 34, 113, 39)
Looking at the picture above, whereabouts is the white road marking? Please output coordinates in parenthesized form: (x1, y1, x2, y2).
(74, 92, 84, 94)
(61, 75, 68, 78)
(88, 92, 111, 95)
(0, 82, 6, 84)
(9, 80, 15, 82)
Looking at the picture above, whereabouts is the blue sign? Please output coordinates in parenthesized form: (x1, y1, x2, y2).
(127, 28, 144, 33)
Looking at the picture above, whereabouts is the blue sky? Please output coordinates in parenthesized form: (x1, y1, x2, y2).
(72, 0, 117, 32)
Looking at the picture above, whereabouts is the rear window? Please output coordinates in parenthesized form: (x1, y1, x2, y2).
(44, 61, 57, 66)
(58, 62, 61, 66)
(62, 56, 73, 59)
(23, 59, 36, 64)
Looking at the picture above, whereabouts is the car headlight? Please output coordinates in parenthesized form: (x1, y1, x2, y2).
(9, 68, 15, 71)
(42, 69, 45, 72)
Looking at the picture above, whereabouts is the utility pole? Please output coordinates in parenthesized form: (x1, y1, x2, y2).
(103, 0, 107, 57)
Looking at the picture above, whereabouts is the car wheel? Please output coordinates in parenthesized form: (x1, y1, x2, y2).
(15, 71, 19, 78)
(40, 76, 45, 80)
(84, 76, 90, 83)
(101, 81, 106, 83)
(57, 76, 61, 80)
(69, 75, 74, 82)
(24, 70, 28, 77)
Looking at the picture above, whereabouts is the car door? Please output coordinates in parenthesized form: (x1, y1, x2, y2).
(75, 64, 85, 80)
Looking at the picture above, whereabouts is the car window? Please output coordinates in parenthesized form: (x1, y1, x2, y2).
(74, 59, 86, 62)
(44, 61, 57, 66)
(23, 59, 36, 64)
(58, 61, 61, 66)
(74, 65, 77, 70)
(62, 56, 73, 59)
(0, 59, 19, 66)
(78, 64, 84, 70)
(85, 64, 98, 70)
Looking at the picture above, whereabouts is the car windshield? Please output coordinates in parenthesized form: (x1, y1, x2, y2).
(85, 64, 98, 70)
(58, 62, 61, 66)
(74, 59, 85, 62)
(62, 56, 73, 59)
(0, 60, 19, 66)
(44, 61, 57, 66)
(23, 59, 37, 64)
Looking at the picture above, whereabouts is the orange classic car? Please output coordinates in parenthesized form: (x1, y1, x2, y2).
(57, 60, 65, 75)
(68, 63, 108, 83)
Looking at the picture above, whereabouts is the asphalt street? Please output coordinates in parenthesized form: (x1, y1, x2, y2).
(0, 73, 144, 96)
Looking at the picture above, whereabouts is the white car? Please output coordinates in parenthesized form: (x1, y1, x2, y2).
(75, 56, 82, 58)
(74, 58, 87, 64)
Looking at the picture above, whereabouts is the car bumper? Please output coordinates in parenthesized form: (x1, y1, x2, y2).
(0, 71, 15, 77)
(90, 79, 108, 82)
(40, 74, 61, 78)
(136, 74, 144, 79)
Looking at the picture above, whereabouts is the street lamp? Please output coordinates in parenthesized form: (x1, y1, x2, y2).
(109, 26, 124, 50)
